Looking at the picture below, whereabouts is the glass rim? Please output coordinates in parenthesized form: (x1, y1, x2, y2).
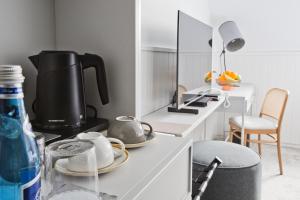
(46, 139, 95, 158)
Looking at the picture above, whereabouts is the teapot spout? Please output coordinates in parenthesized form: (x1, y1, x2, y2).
(28, 55, 39, 69)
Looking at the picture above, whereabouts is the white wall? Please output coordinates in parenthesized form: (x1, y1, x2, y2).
(210, 0, 300, 52)
(140, 0, 212, 116)
(55, 0, 138, 120)
(141, 0, 211, 48)
(0, 0, 55, 117)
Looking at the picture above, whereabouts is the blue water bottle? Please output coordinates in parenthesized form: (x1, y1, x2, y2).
(0, 65, 41, 200)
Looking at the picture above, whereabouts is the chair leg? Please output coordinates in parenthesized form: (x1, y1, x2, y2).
(229, 126, 233, 142)
(243, 133, 248, 146)
(277, 139, 284, 175)
(258, 134, 262, 156)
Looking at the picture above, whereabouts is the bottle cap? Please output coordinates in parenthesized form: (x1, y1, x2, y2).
(0, 65, 25, 84)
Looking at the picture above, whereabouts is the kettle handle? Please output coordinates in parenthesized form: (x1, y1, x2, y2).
(80, 53, 109, 105)
(86, 104, 98, 118)
(32, 99, 37, 113)
(28, 55, 39, 70)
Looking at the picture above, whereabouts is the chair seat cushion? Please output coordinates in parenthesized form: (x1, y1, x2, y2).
(230, 116, 277, 130)
(193, 141, 260, 168)
(192, 141, 261, 200)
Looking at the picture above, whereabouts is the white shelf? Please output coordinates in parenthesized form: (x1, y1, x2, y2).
(142, 96, 225, 137)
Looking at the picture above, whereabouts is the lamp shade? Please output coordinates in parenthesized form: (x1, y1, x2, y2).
(219, 21, 245, 52)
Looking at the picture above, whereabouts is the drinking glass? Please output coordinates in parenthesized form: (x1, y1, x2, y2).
(42, 139, 101, 200)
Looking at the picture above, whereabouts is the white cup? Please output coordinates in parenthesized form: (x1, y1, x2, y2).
(77, 132, 125, 169)
(67, 145, 98, 172)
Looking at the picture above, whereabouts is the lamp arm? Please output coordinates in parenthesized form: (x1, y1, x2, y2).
(223, 50, 227, 72)
(219, 44, 227, 73)
(219, 51, 223, 74)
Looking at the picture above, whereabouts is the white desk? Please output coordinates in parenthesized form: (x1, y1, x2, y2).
(142, 83, 255, 141)
(185, 83, 255, 114)
(217, 84, 255, 143)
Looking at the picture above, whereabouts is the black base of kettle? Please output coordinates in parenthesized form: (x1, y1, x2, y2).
(31, 119, 90, 130)
(31, 117, 109, 145)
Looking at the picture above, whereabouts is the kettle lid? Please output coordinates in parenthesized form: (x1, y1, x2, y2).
(31, 51, 80, 73)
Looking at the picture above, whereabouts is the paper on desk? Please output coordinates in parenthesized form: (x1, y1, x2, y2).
(143, 120, 190, 136)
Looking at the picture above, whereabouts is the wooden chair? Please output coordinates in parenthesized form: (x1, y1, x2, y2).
(178, 84, 188, 103)
(229, 88, 289, 175)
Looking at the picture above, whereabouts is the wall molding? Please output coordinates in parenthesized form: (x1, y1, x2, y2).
(142, 46, 212, 55)
(141, 46, 176, 53)
(143, 46, 300, 56)
(218, 50, 300, 56)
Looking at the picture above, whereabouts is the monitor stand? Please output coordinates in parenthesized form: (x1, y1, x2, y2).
(168, 106, 199, 114)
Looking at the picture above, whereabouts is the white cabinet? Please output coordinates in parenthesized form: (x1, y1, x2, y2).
(134, 141, 192, 200)
(98, 134, 193, 200)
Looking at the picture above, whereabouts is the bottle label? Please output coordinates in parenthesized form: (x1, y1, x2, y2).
(0, 86, 23, 99)
(21, 172, 41, 200)
(0, 87, 22, 95)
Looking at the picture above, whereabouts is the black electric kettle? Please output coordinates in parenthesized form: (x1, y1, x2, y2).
(29, 51, 109, 130)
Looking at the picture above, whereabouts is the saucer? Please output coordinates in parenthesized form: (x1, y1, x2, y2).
(124, 132, 156, 149)
(98, 147, 129, 174)
(55, 146, 129, 176)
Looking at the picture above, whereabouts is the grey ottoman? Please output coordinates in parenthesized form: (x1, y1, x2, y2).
(193, 141, 261, 200)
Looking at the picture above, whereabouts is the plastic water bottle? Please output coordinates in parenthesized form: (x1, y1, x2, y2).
(0, 65, 41, 200)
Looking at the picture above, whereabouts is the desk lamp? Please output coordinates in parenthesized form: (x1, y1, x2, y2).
(219, 21, 245, 71)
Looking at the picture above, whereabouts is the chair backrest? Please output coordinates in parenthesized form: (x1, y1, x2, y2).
(177, 85, 188, 103)
(260, 88, 289, 131)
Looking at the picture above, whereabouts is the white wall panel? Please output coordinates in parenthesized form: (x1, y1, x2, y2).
(141, 49, 212, 116)
(178, 53, 211, 91)
(141, 49, 176, 116)
(140, 48, 222, 140)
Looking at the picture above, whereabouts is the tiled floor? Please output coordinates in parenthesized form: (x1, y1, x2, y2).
(251, 145, 300, 200)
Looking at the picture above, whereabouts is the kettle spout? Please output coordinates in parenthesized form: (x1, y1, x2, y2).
(28, 55, 39, 69)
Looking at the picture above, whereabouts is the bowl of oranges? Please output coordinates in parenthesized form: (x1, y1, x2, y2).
(204, 70, 241, 90)
(217, 70, 241, 85)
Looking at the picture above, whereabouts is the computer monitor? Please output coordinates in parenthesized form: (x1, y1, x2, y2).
(170, 11, 212, 113)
